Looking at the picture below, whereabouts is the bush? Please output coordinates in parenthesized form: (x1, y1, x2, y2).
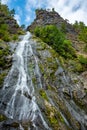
(79, 55, 87, 65)
(34, 25, 76, 59)
(12, 34, 18, 41)
(3, 34, 11, 42)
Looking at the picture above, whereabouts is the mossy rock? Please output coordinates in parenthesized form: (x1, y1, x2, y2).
(44, 100, 70, 130)
(0, 72, 7, 87)
(39, 89, 48, 101)
(0, 114, 7, 122)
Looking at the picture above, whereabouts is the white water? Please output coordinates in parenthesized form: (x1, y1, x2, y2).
(1, 32, 50, 130)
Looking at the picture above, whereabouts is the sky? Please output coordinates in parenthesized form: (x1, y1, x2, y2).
(1, 0, 87, 26)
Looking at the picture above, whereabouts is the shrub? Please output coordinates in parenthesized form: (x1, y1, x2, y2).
(12, 34, 18, 41)
(3, 34, 11, 42)
(34, 25, 76, 59)
(79, 55, 87, 65)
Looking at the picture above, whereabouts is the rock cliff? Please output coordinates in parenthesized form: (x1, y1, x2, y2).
(27, 9, 76, 35)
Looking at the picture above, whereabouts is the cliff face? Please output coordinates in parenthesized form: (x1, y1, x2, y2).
(27, 9, 76, 34)
(26, 9, 87, 130)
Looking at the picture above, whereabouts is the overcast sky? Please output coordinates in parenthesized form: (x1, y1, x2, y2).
(1, 0, 87, 26)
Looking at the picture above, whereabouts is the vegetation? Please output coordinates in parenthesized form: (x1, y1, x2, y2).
(61, 22, 67, 33)
(39, 89, 48, 101)
(34, 25, 76, 59)
(0, 72, 7, 87)
(73, 21, 87, 51)
(0, 42, 11, 88)
(79, 55, 87, 66)
(0, 3, 25, 42)
(0, 114, 7, 122)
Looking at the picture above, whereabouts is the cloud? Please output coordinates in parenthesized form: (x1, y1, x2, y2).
(1, 0, 10, 4)
(25, 0, 48, 25)
(46, 0, 87, 25)
(14, 14, 21, 25)
(25, 16, 31, 23)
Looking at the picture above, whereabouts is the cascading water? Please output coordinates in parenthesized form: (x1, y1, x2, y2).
(0, 32, 87, 130)
(0, 32, 50, 130)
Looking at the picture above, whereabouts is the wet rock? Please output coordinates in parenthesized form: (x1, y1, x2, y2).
(73, 90, 86, 99)
(62, 88, 71, 98)
(0, 114, 7, 122)
(81, 71, 87, 90)
(55, 66, 64, 75)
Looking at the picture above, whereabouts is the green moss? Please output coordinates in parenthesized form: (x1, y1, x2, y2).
(73, 95, 87, 113)
(39, 89, 48, 101)
(68, 59, 84, 73)
(17, 30, 25, 35)
(44, 100, 64, 130)
(12, 34, 18, 41)
(0, 114, 7, 122)
(38, 63, 44, 74)
(53, 94, 80, 130)
(0, 45, 10, 68)
(32, 77, 37, 85)
(85, 89, 87, 93)
(0, 72, 7, 87)
(74, 62, 83, 72)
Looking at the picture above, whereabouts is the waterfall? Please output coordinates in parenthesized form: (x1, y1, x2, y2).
(0, 32, 50, 130)
(0, 32, 87, 130)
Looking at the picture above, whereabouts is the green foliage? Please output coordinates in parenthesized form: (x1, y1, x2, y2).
(70, 60, 83, 72)
(79, 55, 87, 65)
(0, 45, 10, 67)
(52, 8, 55, 12)
(3, 33, 11, 42)
(21, 24, 25, 30)
(17, 30, 25, 35)
(73, 21, 87, 43)
(61, 40, 76, 58)
(0, 72, 7, 86)
(39, 89, 48, 101)
(12, 34, 18, 41)
(0, 114, 7, 121)
(61, 22, 67, 33)
(10, 9, 15, 17)
(0, 4, 10, 16)
(34, 25, 76, 59)
(0, 24, 8, 30)
(0, 3, 22, 42)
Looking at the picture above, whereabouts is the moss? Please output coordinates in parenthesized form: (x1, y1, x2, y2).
(0, 45, 10, 68)
(37, 42, 47, 51)
(73, 95, 87, 113)
(48, 86, 58, 93)
(52, 94, 80, 130)
(85, 89, 87, 93)
(44, 100, 65, 130)
(68, 59, 84, 73)
(12, 34, 18, 41)
(39, 89, 48, 101)
(32, 77, 37, 85)
(17, 30, 25, 35)
(0, 72, 7, 87)
(38, 63, 44, 74)
(49, 48, 58, 58)
(0, 114, 7, 122)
